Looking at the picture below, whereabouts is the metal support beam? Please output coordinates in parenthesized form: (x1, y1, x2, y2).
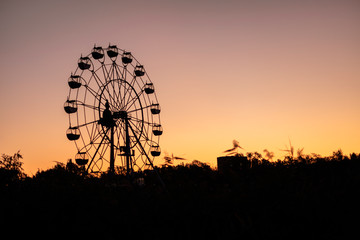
(109, 125, 115, 173)
(125, 117, 132, 176)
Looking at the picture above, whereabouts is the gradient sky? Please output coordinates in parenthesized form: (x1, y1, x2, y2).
(1, 0, 359, 174)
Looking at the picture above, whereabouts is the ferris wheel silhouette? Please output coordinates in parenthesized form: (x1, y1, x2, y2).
(64, 45, 163, 175)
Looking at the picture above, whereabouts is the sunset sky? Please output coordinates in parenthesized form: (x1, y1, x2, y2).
(0, 0, 359, 174)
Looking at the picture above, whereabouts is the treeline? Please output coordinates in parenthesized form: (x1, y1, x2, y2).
(1, 150, 360, 239)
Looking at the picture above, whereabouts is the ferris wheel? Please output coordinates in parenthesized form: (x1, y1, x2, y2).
(64, 45, 163, 174)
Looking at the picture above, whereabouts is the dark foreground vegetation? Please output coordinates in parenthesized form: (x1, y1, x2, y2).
(1, 150, 360, 239)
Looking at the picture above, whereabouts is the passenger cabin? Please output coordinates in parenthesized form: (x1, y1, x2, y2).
(107, 45, 118, 58)
(66, 127, 80, 141)
(68, 75, 82, 89)
(144, 83, 155, 94)
(152, 124, 163, 136)
(78, 57, 91, 70)
(122, 52, 133, 64)
(64, 100, 77, 114)
(91, 46, 104, 59)
(150, 104, 161, 114)
(150, 145, 161, 157)
(134, 65, 145, 77)
(75, 152, 88, 166)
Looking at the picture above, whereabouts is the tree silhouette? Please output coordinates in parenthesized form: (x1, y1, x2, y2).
(296, 147, 304, 158)
(0, 151, 26, 182)
(332, 149, 344, 161)
(263, 149, 274, 161)
(0, 151, 23, 171)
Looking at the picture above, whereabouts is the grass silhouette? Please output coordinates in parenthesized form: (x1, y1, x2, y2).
(1, 150, 360, 239)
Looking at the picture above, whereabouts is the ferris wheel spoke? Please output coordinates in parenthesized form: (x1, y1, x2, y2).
(92, 68, 110, 94)
(111, 65, 124, 108)
(106, 86, 119, 109)
(85, 128, 108, 172)
(89, 70, 105, 92)
(121, 81, 133, 109)
(114, 63, 125, 80)
(103, 86, 118, 107)
(99, 142, 110, 160)
(108, 65, 118, 104)
(90, 129, 106, 144)
(127, 105, 150, 114)
(89, 121, 98, 141)
(74, 120, 98, 129)
(83, 86, 107, 110)
(115, 124, 126, 147)
(128, 75, 138, 89)
(128, 120, 148, 142)
(78, 102, 101, 111)
(129, 122, 141, 138)
(83, 85, 102, 103)
(121, 74, 136, 104)
(100, 64, 110, 83)
(134, 145, 147, 164)
(111, 68, 123, 109)
(117, 74, 134, 109)
(93, 71, 117, 104)
(116, 73, 129, 108)
(130, 116, 153, 126)
(117, 66, 133, 107)
(125, 90, 144, 111)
